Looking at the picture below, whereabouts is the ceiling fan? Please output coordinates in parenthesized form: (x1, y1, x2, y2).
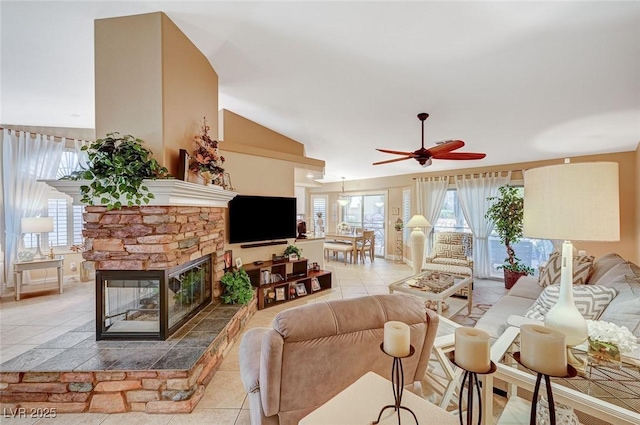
(373, 113, 486, 167)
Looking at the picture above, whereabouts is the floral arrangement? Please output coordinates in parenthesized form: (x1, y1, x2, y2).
(189, 117, 225, 184)
(586, 320, 638, 363)
(337, 222, 351, 232)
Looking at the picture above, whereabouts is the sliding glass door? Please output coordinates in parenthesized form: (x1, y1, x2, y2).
(341, 194, 386, 257)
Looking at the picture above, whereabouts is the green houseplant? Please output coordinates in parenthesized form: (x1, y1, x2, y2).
(283, 245, 302, 258)
(220, 269, 254, 304)
(485, 185, 534, 288)
(65, 132, 170, 210)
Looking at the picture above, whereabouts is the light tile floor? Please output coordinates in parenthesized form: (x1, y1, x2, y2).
(0, 258, 507, 424)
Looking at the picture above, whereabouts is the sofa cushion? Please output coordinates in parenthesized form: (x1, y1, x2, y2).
(598, 273, 640, 337)
(538, 252, 594, 287)
(588, 252, 626, 285)
(509, 276, 545, 300)
(524, 284, 617, 321)
(475, 295, 537, 340)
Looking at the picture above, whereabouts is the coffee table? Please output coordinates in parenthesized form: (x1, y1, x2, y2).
(487, 326, 640, 425)
(388, 271, 473, 316)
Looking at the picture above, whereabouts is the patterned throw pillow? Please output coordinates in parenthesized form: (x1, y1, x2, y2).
(524, 284, 617, 321)
(538, 252, 595, 287)
(434, 243, 466, 260)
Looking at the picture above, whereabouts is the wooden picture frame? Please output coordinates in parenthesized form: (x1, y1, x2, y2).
(275, 286, 286, 301)
(223, 250, 233, 272)
(392, 207, 400, 215)
(295, 282, 307, 296)
(178, 149, 190, 181)
(311, 277, 321, 292)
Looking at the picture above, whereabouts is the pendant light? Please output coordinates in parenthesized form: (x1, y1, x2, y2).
(337, 177, 350, 206)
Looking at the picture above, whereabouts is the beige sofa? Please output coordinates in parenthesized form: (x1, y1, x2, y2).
(475, 253, 640, 340)
(238, 294, 439, 425)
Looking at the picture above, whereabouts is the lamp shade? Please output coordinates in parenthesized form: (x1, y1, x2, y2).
(406, 215, 431, 229)
(523, 162, 619, 242)
(21, 217, 54, 234)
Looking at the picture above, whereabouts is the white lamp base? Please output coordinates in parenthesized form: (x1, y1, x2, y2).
(409, 229, 425, 275)
(544, 241, 588, 347)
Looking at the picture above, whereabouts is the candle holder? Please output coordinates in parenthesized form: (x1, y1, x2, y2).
(451, 358, 497, 425)
(513, 352, 577, 425)
(372, 343, 417, 425)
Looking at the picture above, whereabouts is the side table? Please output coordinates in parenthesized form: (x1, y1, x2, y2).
(299, 371, 458, 424)
(13, 256, 64, 300)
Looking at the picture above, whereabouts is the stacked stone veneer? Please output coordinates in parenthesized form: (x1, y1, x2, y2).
(83, 205, 225, 296)
(0, 298, 257, 414)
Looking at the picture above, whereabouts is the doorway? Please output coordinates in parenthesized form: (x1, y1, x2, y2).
(341, 194, 386, 257)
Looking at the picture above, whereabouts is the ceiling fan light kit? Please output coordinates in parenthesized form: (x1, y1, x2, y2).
(373, 113, 486, 167)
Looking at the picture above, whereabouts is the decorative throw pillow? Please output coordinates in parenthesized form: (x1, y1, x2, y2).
(524, 284, 617, 321)
(434, 243, 466, 260)
(538, 252, 595, 287)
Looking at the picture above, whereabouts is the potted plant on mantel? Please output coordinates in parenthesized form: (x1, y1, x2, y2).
(485, 185, 534, 289)
(64, 132, 170, 210)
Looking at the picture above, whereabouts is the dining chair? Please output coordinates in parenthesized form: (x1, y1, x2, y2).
(356, 230, 375, 263)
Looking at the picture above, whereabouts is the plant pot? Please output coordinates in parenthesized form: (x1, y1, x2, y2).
(504, 269, 527, 289)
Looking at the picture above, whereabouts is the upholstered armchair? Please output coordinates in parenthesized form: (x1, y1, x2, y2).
(239, 294, 439, 425)
(424, 231, 474, 296)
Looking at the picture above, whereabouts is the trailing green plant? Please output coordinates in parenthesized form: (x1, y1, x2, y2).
(64, 132, 170, 210)
(283, 244, 302, 258)
(174, 268, 202, 305)
(220, 269, 254, 305)
(485, 185, 534, 276)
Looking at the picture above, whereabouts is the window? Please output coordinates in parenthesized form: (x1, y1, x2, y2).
(22, 148, 84, 250)
(433, 187, 553, 278)
(402, 189, 411, 242)
(340, 194, 386, 256)
(310, 195, 327, 233)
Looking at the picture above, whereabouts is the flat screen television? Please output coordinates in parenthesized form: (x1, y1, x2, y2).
(228, 195, 297, 244)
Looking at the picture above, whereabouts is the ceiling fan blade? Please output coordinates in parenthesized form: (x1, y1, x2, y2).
(372, 156, 414, 165)
(376, 148, 417, 156)
(427, 140, 465, 156)
(432, 152, 486, 160)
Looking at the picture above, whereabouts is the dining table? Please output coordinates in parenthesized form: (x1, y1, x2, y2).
(324, 232, 366, 264)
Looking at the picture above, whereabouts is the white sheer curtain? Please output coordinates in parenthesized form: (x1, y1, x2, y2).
(455, 171, 511, 278)
(2, 129, 64, 287)
(415, 177, 449, 256)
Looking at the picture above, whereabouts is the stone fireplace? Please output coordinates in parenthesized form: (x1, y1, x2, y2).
(44, 180, 239, 341)
(83, 204, 225, 340)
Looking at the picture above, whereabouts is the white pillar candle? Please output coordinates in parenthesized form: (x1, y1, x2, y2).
(520, 324, 567, 377)
(383, 321, 410, 357)
(454, 327, 491, 373)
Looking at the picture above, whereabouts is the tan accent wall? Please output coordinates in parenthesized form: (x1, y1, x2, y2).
(220, 109, 304, 156)
(95, 12, 218, 177)
(311, 151, 638, 263)
(636, 142, 640, 264)
(161, 13, 218, 177)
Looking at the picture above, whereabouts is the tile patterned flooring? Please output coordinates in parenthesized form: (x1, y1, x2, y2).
(0, 259, 507, 424)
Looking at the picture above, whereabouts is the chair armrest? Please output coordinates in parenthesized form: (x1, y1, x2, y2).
(239, 327, 270, 393)
(425, 255, 436, 263)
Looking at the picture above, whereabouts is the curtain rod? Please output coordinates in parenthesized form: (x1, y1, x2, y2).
(0, 126, 87, 142)
(413, 170, 519, 180)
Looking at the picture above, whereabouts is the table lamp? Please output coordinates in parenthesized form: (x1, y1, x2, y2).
(21, 217, 54, 260)
(523, 161, 619, 365)
(406, 215, 432, 275)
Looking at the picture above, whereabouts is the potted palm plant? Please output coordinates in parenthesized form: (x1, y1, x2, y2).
(485, 185, 534, 289)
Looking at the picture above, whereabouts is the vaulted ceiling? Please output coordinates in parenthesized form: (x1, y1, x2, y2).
(2, 1, 639, 182)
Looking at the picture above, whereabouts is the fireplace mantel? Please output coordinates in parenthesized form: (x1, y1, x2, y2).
(41, 179, 238, 207)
